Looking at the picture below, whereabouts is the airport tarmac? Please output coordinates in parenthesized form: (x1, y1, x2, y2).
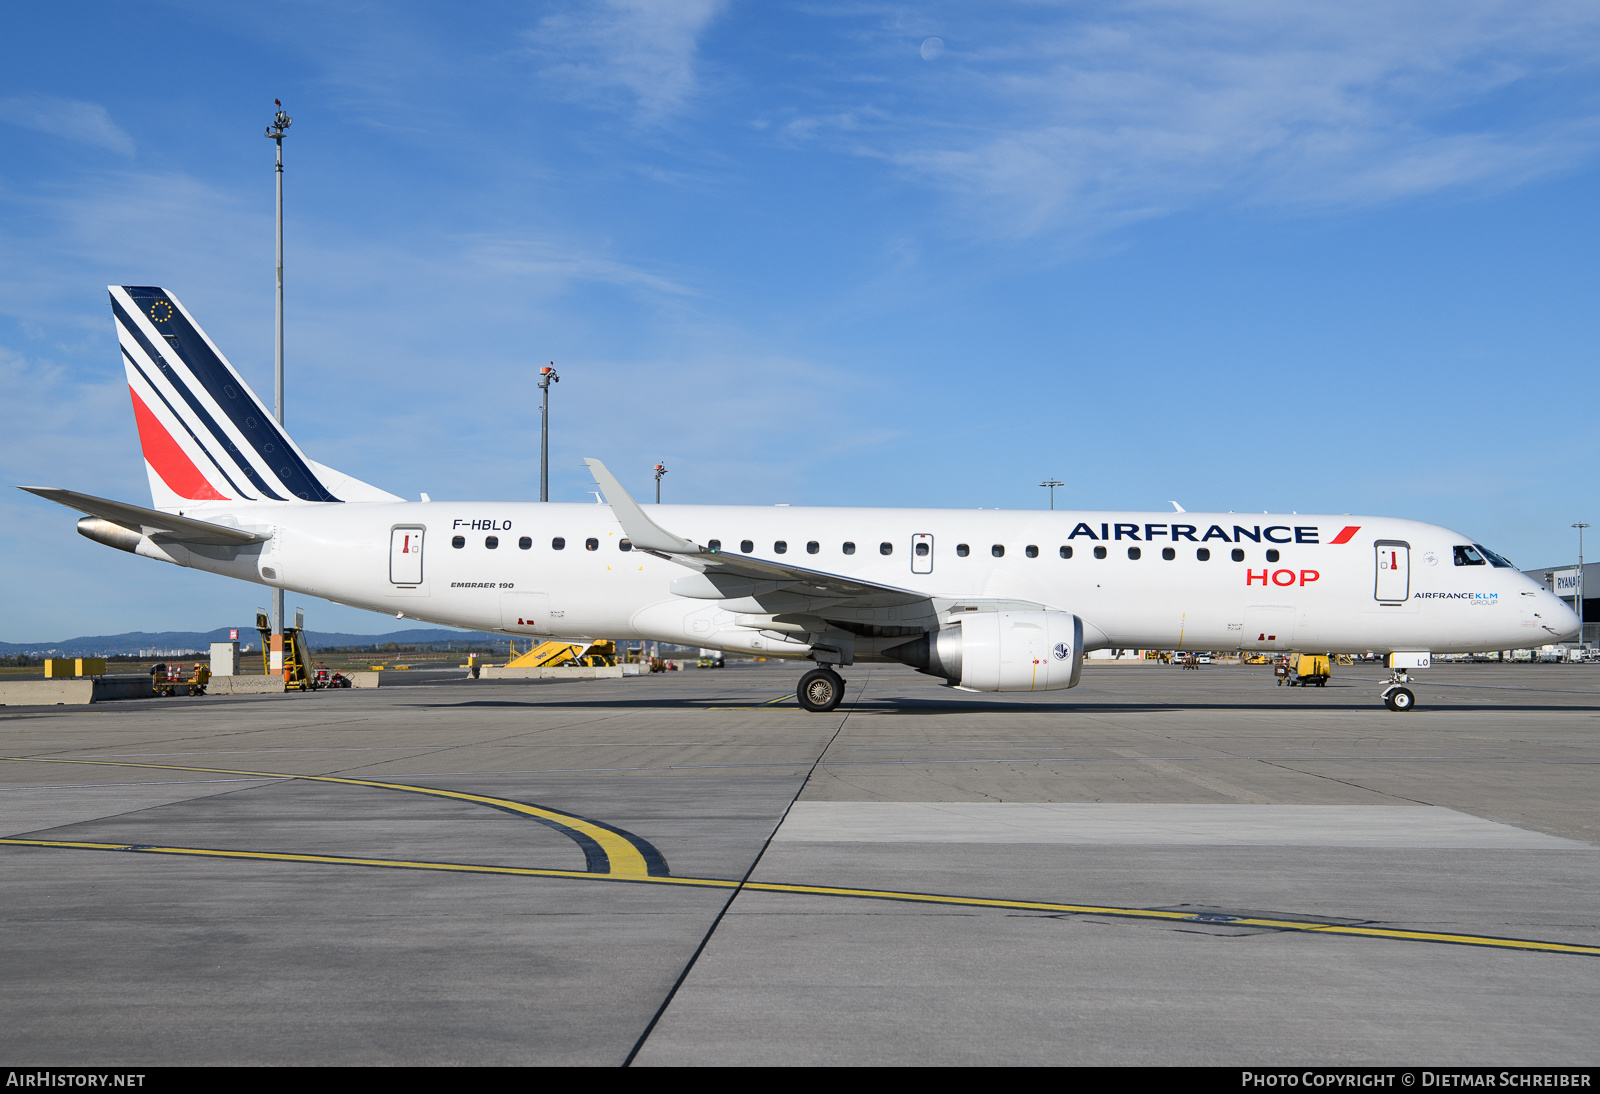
(0, 660, 1596, 1066)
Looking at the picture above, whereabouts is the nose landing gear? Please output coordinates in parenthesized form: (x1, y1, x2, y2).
(797, 667, 846, 712)
(1381, 669, 1416, 712)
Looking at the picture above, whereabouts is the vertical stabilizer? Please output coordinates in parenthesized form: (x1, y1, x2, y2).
(110, 286, 399, 508)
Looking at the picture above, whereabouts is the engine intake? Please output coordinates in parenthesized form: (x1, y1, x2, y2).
(885, 610, 1083, 692)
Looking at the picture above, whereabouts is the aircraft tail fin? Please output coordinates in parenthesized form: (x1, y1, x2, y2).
(109, 286, 400, 508)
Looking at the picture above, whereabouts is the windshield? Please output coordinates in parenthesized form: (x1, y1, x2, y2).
(1473, 543, 1516, 569)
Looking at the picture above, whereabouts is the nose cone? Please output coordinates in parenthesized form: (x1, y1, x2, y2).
(1545, 591, 1582, 642)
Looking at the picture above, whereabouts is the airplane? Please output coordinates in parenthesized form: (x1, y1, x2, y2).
(18, 286, 1581, 713)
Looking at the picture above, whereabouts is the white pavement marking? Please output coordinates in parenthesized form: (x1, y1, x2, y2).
(773, 802, 1594, 849)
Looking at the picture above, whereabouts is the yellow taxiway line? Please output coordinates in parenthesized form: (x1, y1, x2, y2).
(4, 755, 1596, 960)
(1, 835, 1596, 958)
(0, 755, 656, 877)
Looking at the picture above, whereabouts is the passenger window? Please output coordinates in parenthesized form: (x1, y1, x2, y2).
(619, 539, 632, 552)
(843, 542, 856, 555)
(485, 536, 499, 549)
(1197, 548, 1210, 561)
(880, 542, 893, 555)
(991, 545, 1004, 557)
(740, 539, 753, 553)
(774, 540, 787, 554)
(519, 536, 532, 550)
(1059, 546, 1072, 559)
(1025, 545, 1038, 558)
(956, 544, 970, 557)
(452, 536, 465, 549)
(807, 541, 819, 554)
(1093, 546, 1107, 559)
(552, 537, 565, 550)
(1266, 549, 1280, 563)
(1454, 545, 1486, 566)
(1162, 547, 1175, 560)
(707, 539, 721, 552)
(585, 538, 599, 551)
(915, 542, 930, 556)
(1127, 546, 1140, 560)
(1231, 548, 1245, 562)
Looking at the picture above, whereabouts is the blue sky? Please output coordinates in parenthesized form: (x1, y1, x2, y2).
(3, 1, 1599, 641)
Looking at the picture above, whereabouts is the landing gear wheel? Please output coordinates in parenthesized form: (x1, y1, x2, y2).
(1384, 687, 1415, 712)
(797, 668, 845, 713)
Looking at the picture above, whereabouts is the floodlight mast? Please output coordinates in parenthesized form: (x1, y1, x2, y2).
(1576, 522, 1591, 647)
(1039, 479, 1064, 510)
(538, 364, 558, 502)
(265, 101, 291, 660)
(654, 463, 667, 504)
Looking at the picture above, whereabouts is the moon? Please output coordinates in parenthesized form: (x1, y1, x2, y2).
(920, 37, 944, 61)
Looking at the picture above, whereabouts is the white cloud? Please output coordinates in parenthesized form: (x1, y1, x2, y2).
(0, 95, 135, 156)
(528, 0, 727, 122)
(789, 1, 1600, 239)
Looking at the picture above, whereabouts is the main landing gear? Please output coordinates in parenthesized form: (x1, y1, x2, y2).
(797, 667, 846, 713)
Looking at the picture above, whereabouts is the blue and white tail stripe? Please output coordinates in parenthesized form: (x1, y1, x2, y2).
(112, 286, 340, 505)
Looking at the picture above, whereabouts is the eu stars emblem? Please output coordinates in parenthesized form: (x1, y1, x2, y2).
(148, 300, 174, 324)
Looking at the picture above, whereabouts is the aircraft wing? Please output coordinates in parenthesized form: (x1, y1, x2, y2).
(584, 459, 923, 606)
(19, 487, 270, 546)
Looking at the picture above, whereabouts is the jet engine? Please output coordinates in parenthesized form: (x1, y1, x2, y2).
(884, 610, 1083, 692)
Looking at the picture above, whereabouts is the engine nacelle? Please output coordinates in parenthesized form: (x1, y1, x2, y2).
(885, 610, 1083, 692)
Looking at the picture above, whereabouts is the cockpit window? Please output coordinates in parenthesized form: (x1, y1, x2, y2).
(1474, 543, 1515, 569)
(1453, 545, 1486, 567)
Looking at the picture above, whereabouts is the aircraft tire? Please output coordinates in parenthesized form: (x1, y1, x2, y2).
(1385, 687, 1415, 712)
(798, 668, 845, 712)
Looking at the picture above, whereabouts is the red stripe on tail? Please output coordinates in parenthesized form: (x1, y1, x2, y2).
(128, 387, 228, 500)
(1330, 525, 1361, 544)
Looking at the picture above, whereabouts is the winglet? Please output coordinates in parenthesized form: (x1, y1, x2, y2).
(583, 459, 699, 554)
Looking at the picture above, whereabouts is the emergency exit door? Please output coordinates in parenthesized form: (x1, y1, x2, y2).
(390, 527, 425, 585)
(911, 534, 934, 574)
(1374, 539, 1410, 602)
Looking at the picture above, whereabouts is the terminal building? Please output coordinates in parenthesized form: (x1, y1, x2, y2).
(1523, 561, 1599, 647)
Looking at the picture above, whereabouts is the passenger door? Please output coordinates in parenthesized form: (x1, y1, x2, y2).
(911, 533, 933, 575)
(1375, 540, 1410, 603)
(390, 526, 425, 585)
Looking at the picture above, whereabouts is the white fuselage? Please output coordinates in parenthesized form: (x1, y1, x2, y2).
(142, 501, 1577, 657)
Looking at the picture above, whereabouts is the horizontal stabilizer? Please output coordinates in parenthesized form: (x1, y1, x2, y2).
(18, 487, 269, 546)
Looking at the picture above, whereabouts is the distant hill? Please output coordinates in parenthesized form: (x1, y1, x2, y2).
(0, 627, 515, 656)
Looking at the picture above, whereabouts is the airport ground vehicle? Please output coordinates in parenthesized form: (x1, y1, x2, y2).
(1281, 654, 1330, 687)
(20, 287, 1582, 714)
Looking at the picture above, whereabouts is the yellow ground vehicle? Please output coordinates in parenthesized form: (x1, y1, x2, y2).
(1280, 654, 1331, 688)
(150, 662, 209, 697)
(256, 609, 317, 690)
(504, 639, 618, 669)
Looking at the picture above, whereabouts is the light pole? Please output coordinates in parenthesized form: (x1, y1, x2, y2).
(654, 463, 667, 504)
(538, 364, 558, 502)
(265, 100, 291, 663)
(1575, 522, 1590, 647)
(1039, 479, 1063, 510)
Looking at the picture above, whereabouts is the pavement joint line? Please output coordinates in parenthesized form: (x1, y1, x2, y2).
(0, 755, 664, 879)
(1, 835, 1595, 959)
